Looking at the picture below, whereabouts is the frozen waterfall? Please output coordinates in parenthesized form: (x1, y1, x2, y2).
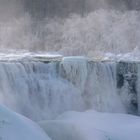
(1, 0, 140, 139)
(0, 56, 140, 121)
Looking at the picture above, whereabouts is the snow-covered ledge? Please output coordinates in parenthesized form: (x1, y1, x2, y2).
(0, 105, 51, 140)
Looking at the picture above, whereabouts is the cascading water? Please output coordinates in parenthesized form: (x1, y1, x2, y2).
(137, 63, 140, 115)
(60, 57, 125, 113)
(0, 60, 86, 121)
(117, 62, 138, 114)
(1, 56, 140, 122)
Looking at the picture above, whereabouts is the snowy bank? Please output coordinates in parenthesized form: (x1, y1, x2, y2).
(0, 105, 51, 140)
(40, 110, 140, 140)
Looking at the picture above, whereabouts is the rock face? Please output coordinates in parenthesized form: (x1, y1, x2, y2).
(117, 62, 138, 114)
(0, 57, 140, 121)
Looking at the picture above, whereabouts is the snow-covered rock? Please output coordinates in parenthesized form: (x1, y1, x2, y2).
(0, 105, 51, 140)
(40, 110, 140, 140)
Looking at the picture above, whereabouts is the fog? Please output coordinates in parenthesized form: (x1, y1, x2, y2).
(0, 0, 140, 55)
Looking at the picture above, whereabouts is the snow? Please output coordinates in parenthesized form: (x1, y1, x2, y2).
(40, 110, 140, 140)
(100, 47, 140, 62)
(0, 105, 51, 140)
(0, 50, 62, 62)
(0, 50, 140, 62)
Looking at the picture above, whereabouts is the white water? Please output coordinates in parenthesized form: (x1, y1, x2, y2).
(0, 60, 86, 121)
(1, 56, 139, 122)
(137, 64, 140, 115)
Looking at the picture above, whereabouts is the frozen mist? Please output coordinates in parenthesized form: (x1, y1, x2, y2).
(0, 0, 140, 56)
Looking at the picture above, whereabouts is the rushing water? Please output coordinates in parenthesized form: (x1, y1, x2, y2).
(0, 56, 140, 121)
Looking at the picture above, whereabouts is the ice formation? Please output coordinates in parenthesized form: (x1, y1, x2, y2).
(0, 104, 51, 140)
(40, 110, 140, 140)
(0, 56, 139, 121)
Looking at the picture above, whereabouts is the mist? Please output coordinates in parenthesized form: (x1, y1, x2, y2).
(1, 0, 139, 20)
(0, 0, 140, 56)
(0, 0, 23, 21)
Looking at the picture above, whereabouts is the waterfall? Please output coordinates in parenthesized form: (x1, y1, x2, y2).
(0, 0, 140, 122)
(137, 63, 140, 115)
(60, 57, 125, 113)
(117, 62, 138, 114)
(2, 57, 140, 122)
(0, 1, 140, 139)
(0, 61, 85, 121)
(84, 61, 125, 112)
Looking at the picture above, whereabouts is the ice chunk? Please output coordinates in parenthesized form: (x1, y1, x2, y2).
(0, 105, 51, 140)
(40, 110, 140, 140)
